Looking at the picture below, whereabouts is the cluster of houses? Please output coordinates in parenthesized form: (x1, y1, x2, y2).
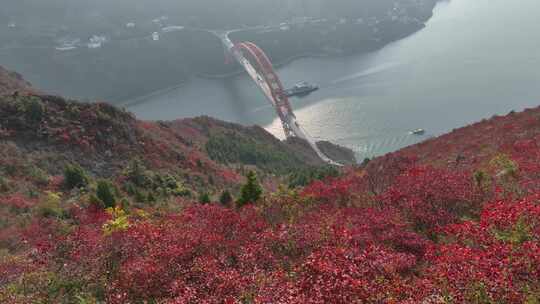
(50, 15, 188, 51)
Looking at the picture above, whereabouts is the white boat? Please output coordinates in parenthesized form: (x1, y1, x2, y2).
(410, 128, 425, 135)
(152, 32, 160, 41)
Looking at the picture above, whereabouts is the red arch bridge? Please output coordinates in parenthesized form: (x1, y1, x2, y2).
(217, 32, 340, 165)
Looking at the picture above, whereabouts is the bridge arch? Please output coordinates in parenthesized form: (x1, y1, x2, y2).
(216, 33, 342, 165)
(234, 42, 296, 136)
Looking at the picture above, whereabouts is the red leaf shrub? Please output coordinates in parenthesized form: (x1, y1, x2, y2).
(418, 194, 540, 303)
(380, 166, 480, 234)
(4, 106, 540, 302)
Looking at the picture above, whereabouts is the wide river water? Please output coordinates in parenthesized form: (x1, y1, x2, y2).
(129, 0, 540, 160)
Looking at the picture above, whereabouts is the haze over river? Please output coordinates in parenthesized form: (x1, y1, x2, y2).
(129, 0, 540, 160)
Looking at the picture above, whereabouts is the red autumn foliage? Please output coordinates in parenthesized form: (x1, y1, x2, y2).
(417, 195, 540, 303)
(1, 194, 38, 210)
(3, 105, 540, 302)
(379, 166, 481, 234)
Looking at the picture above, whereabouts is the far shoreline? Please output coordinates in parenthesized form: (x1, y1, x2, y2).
(123, 25, 426, 106)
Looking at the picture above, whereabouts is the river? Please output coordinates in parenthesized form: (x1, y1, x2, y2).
(118, 0, 540, 159)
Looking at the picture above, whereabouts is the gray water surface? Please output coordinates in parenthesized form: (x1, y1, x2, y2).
(129, 0, 540, 159)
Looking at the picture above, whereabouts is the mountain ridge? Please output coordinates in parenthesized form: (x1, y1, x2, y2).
(0, 67, 354, 193)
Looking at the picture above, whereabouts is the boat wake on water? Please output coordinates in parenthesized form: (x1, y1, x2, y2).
(330, 62, 401, 86)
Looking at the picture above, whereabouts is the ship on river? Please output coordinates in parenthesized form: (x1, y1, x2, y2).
(284, 81, 319, 97)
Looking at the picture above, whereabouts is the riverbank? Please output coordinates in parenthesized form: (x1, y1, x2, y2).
(196, 52, 331, 80)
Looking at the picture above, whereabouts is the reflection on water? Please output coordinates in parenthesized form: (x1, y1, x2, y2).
(129, 0, 540, 160)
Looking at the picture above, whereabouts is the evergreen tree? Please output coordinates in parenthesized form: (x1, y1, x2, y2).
(199, 192, 211, 204)
(63, 163, 89, 189)
(96, 179, 116, 208)
(219, 190, 233, 206)
(237, 171, 262, 208)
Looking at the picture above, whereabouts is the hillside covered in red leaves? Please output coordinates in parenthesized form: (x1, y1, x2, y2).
(1, 68, 540, 303)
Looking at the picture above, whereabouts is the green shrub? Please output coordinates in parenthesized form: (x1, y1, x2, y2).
(493, 217, 532, 246)
(490, 154, 519, 178)
(37, 191, 64, 218)
(146, 192, 156, 203)
(16, 96, 45, 122)
(490, 154, 521, 197)
(219, 190, 233, 206)
(89, 193, 104, 208)
(63, 164, 89, 189)
(0, 175, 10, 193)
(134, 189, 147, 203)
(102, 207, 130, 236)
(172, 187, 192, 197)
(466, 281, 493, 304)
(75, 294, 98, 304)
(125, 159, 151, 188)
(124, 182, 136, 196)
(473, 170, 491, 192)
(158, 174, 189, 197)
(525, 293, 540, 304)
(237, 171, 262, 208)
(96, 179, 116, 209)
(123, 160, 193, 203)
(119, 198, 130, 210)
(287, 166, 340, 188)
(199, 192, 211, 204)
(205, 132, 302, 174)
(28, 166, 49, 187)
